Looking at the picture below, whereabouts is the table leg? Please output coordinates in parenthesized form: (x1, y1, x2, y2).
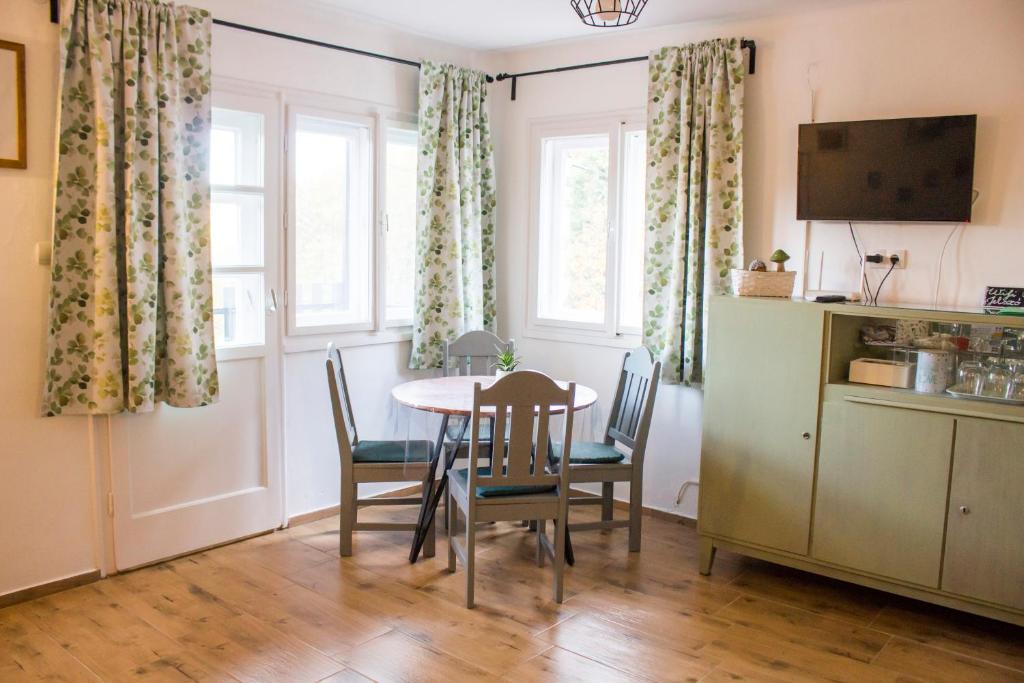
(409, 415, 469, 563)
(409, 414, 449, 563)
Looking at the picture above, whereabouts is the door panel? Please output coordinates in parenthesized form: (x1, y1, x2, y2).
(813, 401, 953, 587)
(943, 419, 1024, 609)
(108, 87, 283, 570)
(125, 361, 266, 514)
(699, 297, 824, 555)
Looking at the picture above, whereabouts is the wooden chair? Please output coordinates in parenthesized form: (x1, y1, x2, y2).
(447, 371, 575, 607)
(325, 343, 436, 557)
(442, 330, 514, 377)
(555, 346, 660, 552)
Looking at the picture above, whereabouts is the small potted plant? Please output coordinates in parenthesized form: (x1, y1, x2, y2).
(493, 347, 522, 379)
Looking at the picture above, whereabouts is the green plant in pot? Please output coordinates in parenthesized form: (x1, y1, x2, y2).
(493, 347, 522, 380)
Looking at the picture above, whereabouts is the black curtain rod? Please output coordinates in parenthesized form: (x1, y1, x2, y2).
(496, 39, 756, 101)
(47, 7, 495, 83)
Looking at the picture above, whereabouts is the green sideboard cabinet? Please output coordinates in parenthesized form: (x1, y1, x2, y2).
(698, 296, 1024, 626)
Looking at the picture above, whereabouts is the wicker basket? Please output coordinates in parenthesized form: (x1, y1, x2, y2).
(731, 269, 797, 298)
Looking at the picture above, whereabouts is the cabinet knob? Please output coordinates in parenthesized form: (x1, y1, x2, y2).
(802, 432, 811, 440)
(959, 505, 971, 515)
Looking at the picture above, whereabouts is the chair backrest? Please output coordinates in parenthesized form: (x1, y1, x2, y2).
(443, 330, 515, 377)
(467, 371, 574, 499)
(325, 343, 359, 464)
(605, 347, 661, 456)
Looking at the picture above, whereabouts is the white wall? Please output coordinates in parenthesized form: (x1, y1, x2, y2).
(0, 0, 98, 598)
(490, 0, 1024, 517)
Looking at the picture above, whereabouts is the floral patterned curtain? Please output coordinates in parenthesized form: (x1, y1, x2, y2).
(643, 39, 746, 386)
(409, 61, 497, 370)
(43, 0, 217, 415)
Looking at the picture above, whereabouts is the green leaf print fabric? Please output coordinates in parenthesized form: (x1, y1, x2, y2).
(43, 0, 217, 415)
(409, 61, 497, 370)
(643, 39, 745, 386)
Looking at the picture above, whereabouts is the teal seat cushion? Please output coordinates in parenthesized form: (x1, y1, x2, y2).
(352, 440, 432, 464)
(551, 441, 626, 464)
(451, 467, 556, 498)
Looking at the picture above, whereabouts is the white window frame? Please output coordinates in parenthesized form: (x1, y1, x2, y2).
(379, 116, 418, 329)
(210, 86, 281, 363)
(527, 111, 646, 348)
(286, 104, 376, 336)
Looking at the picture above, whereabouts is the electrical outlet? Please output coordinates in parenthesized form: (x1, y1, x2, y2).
(869, 250, 908, 269)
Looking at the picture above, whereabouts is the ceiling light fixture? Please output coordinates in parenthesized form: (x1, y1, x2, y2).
(571, 0, 648, 28)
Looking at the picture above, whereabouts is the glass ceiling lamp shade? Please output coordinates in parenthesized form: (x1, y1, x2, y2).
(571, 0, 648, 27)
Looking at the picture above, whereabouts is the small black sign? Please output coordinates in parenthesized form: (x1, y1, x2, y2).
(984, 286, 1024, 309)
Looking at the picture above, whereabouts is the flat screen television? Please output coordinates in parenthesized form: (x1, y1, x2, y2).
(797, 115, 976, 222)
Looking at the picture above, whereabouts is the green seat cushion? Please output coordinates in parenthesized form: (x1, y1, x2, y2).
(352, 440, 433, 464)
(551, 441, 626, 464)
(451, 467, 556, 498)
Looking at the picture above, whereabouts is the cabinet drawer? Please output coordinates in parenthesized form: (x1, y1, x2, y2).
(812, 401, 953, 587)
(943, 419, 1024, 609)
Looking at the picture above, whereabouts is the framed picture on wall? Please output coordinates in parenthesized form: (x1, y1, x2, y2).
(0, 40, 27, 169)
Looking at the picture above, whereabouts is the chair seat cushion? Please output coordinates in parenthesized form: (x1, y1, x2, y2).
(352, 440, 433, 464)
(551, 441, 626, 464)
(451, 467, 557, 498)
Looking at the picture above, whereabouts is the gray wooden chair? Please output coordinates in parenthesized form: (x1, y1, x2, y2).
(447, 371, 575, 607)
(442, 330, 515, 377)
(325, 343, 436, 557)
(554, 346, 660, 552)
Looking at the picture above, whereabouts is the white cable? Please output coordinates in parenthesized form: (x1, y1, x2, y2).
(933, 223, 961, 308)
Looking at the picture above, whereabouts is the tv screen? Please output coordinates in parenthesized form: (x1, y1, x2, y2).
(797, 115, 976, 222)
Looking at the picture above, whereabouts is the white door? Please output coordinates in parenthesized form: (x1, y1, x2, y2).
(108, 86, 284, 570)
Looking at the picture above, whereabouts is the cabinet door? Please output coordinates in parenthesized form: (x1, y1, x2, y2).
(943, 419, 1024, 610)
(699, 298, 824, 555)
(812, 401, 953, 587)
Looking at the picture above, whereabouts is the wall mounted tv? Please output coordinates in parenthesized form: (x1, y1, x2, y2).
(797, 115, 976, 222)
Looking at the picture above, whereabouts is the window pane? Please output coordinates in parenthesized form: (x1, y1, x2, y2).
(211, 108, 264, 187)
(294, 114, 372, 328)
(537, 135, 609, 324)
(618, 130, 646, 330)
(212, 191, 263, 267)
(385, 125, 417, 324)
(213, 272, 265, 347)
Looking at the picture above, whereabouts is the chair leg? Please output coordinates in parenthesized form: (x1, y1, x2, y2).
(340, 480, 355, 557)
(628, 473, 643, 553)
(424, 480, 436, 559)
(601, 482, 614, 522)
(553, 518, 566, 604)
(447, 489, 457, 573)
(536, 519, 546, 567)
(465, 511, 476, 609)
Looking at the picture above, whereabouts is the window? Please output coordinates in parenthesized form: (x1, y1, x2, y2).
(530, 115, 646, 340)
(383, 123, 418, 325)
(211, 107, 266, 348)
(286, 108, 418, 338)
(289, 109, 373, 333)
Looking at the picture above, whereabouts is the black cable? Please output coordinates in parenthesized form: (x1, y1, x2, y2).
(848, 221, 874, 304)
(874, 259, 898, 306)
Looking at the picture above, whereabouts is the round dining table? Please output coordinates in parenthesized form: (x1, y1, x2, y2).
(391, 375, 598, 563)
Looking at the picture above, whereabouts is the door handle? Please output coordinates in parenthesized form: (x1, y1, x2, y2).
(268, 288, 278, 313)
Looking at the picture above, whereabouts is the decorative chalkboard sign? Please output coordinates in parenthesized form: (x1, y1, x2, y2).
(984, 286, 1024, 309)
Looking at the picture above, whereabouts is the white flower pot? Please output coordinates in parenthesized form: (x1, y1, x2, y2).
(495, 369, 513, 380)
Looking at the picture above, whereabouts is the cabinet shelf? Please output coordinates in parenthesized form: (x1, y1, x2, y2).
(825, 382, 1024, 424)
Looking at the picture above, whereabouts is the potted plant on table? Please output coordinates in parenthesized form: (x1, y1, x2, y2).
(493, 347, 522, 380)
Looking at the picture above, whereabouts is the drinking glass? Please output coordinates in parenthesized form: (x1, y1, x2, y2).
(982, 367, 1012, 399)
(956, 361, 986, 395)
(1010, 372, 1024, 401)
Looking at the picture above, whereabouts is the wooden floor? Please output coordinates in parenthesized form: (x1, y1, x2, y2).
(2, 505, 1023, 682)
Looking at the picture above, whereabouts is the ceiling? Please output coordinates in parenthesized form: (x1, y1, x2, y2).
(308, 0, 866, 50)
